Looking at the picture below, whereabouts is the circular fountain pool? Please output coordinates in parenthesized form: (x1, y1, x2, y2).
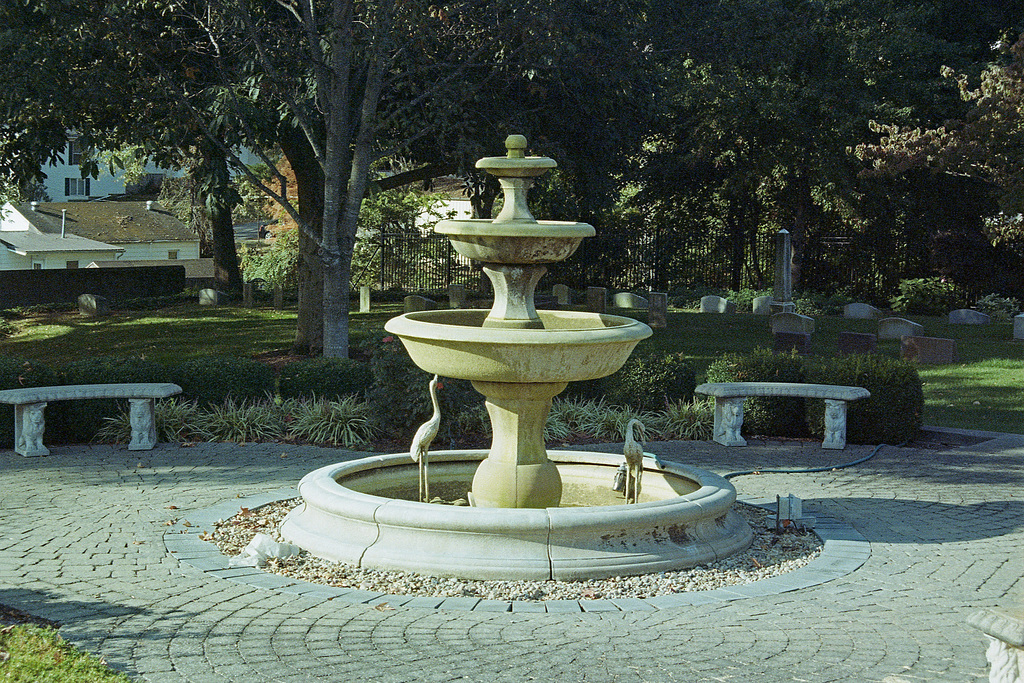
(280, 450, 753, 581)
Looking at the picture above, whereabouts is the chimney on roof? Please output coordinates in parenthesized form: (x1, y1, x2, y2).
(146, 201, 153, 211)
(30, 201, 38, 211)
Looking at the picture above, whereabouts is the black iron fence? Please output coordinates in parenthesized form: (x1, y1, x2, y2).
(363, 227, 935, 300)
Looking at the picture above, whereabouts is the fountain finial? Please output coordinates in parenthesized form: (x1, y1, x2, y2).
(505, 134, 528, 158)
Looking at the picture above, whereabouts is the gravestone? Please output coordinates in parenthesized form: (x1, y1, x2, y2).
(613, 292, 648, 309)
(360, 286, 371, 313)
(901, 336, 959, 364)
(586, 287, 607, 314)
(771, 311, 815, 335)
(878, 317, 924, 340)
(843, 303, 880, 320)
(1015, 314, 1024, 340)
(273, 285, 284, 310)
(77, 293, 110, 317)
(700, 295, 736, 313)
(770, 229, 796, 314)
(837, 331, 877, 355)
(773, 331, 812, 355)
(404, 295, 436, 312)
(649, 292, 668, 329)
(948, 309, 991, 325)
(553, 284, 572, 306)
(199, 289, 228, 306)
(752, 295, 772, 315)
(448, 284, 466, 309)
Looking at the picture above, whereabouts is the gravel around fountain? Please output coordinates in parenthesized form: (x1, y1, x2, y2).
(209, 499, 822, 601)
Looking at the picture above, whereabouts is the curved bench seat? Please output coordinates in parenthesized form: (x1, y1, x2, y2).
(695, 382, 870, 450)
(0, 383, 182, 457)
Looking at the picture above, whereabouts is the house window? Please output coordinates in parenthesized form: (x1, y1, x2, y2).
(168, 250, 178, 260)
(66, 260, 78, 269)
(32, 262, 42, 270)
(65, 177, 90, 196)
(68, 140, 83, 166)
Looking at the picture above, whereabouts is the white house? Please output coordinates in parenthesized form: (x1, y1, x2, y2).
(0, 200, 199, 270)
(38, 138, 173, 202)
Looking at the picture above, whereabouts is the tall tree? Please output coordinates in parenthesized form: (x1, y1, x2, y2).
(632, 0, 985, 293)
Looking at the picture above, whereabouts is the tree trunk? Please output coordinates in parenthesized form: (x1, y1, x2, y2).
(280, 130, 324, 355)
(202, 144, 242, 292)
(790, 173, 813, 293)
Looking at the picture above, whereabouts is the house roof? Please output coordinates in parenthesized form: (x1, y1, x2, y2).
(12, 200, 197, 243)
(0, 229, 122, 255)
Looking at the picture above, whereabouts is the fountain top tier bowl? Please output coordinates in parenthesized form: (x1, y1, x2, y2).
(435, 135, 594, 264)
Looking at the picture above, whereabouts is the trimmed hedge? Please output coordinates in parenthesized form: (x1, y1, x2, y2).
(277, 357, 372, 400)
(50, 356, 167, 444)
(804, 354, 923, 444)
(170, 356, 275, 406)
(0, 357, 57, 447)
(366, 335, 480, 440)
(602, 352, 696, 411)
(704, 349, 923, 444)
(705, 348, 808, 437)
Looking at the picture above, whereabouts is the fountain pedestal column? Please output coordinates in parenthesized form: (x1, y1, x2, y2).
(470, 380, 566, 508)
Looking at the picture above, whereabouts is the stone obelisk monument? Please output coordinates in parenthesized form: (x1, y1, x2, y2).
(770, 229, 796, 314)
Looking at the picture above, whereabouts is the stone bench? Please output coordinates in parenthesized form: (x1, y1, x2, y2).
(694, 382, 871, 450)
(0, 383, 182, 457)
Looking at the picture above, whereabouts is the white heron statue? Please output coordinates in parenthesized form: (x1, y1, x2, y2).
(410, 375, 441, 502)
(622, 418, 646, 504)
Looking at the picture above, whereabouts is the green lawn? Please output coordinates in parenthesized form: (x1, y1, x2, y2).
(2, 302, 1021, 434)
(0, 624, 132, 682)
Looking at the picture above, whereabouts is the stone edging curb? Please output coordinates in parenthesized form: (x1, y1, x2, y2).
(164, 488, 869, 613)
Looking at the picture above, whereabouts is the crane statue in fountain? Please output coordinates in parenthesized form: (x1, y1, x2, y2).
(623, 419, 646, 504)
(411, 375, 441, 503)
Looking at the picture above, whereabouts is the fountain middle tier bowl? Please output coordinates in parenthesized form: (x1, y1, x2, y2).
(384, 310, 652, 383)
(280, 450, 754, 581)
(435, 219, 595, 264)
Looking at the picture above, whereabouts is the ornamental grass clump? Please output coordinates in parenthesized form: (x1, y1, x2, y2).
(285, 395, 378, 448)
(95, 398, 208, 444)
(197, 397, 287, 443)
(661, 398, 714, 441)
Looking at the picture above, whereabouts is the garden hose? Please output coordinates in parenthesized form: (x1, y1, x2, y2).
(721, 439, 910, 480)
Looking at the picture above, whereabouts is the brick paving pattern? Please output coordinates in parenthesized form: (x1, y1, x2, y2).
(1, 431, 1022, 682)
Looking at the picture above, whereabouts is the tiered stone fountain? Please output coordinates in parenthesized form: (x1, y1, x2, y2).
(281, 136, 752, 580)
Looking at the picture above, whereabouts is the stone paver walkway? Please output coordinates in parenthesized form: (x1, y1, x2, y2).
(1, 429, 1022, 682)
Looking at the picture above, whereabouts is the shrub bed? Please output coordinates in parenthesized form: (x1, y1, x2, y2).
(0, 357, 57, 447)
(277, 357, 373, 400)
(366, 335, 480, 440)
(804, 354, 923, 444)
(705, 348, 808, 437)
(170, 356, 275, 406)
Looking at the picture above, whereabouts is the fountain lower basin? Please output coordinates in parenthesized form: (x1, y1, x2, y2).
(279, 450, 753, 581)
(384, 310, 651, 383)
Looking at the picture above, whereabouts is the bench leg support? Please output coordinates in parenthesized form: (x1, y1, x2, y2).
(14, 402, 49, 457)
(128, 398, 158, 451)
(822, 399, 848, 450)
(713, 397, 747, 447)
